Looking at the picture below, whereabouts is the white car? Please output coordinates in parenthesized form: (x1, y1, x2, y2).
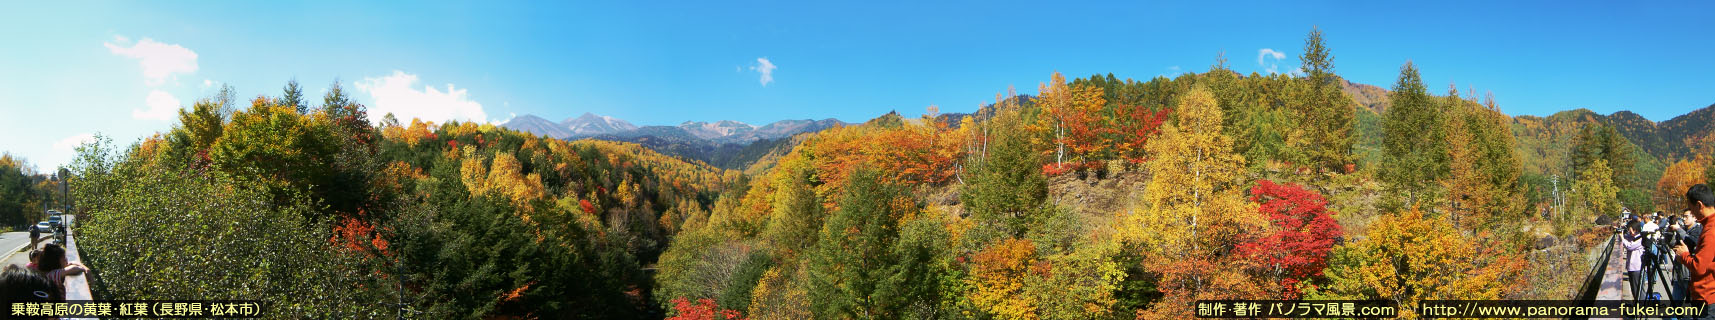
(33, 222, 50, 233)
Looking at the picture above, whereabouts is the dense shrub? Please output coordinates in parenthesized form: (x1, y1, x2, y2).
(75, 165, 386, 318)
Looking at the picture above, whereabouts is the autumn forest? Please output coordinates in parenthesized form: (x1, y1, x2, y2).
(6, 27, 1715, 319)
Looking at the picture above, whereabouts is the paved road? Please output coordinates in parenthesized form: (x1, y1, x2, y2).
(0, 231, 46, 269)
(1, 231, 39, 254)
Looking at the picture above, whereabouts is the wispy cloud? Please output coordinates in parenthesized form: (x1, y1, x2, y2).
(132, 90, 182, 121)
(749, 57, 776, 86)
(105, 37, 198, 85)
(355, 70, 487, 124)
(490, 112, 517, 126)
(1257, 48, 1285, 65)
(1258, 48, 1286, 74)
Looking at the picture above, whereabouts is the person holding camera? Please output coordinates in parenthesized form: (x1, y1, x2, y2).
(1688, 210, 1704, 251)
(1628, 220, 1649, 300)
(1670, 211, 1699, 303)
(1648, 213, 1665, 288)
(1671, 184, 1715, 316)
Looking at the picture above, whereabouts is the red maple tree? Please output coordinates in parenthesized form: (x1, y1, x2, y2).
(579, 199, 596, 215)
(666, 298, 744, 320)
(1235, 179, 1343, 299)
(1118, 105, 1172, 161)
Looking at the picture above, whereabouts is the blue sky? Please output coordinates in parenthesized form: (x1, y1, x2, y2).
(2, 1, 1712, 169)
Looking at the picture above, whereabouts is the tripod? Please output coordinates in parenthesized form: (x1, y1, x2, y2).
(1645, 243, 1676, 302)
(1646, 236, 1698, 320)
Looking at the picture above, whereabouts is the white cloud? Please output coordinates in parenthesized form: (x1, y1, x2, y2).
(749, 57, 776, 86)
(1258, 48, 1290, 75)
(489, 112, 516, 125)
(355, 70, 487, 124)
(132, 90, 182, 121)
(52, 133, 96, 154)
(105, 37, 199, 86)
(203, 79, 214, 89)
(1257, 48, 1285, 65)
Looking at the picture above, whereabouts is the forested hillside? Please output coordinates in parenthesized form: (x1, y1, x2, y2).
(37, 27, 1709, 319)
(501, 113, 846, 171)
(0, 153, 59, 228)
(1348, 77, 1715, 222)
(67, 83, 738, 318)
(648, 29, 1605, 319)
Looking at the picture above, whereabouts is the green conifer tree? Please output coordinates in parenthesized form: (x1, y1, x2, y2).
(1380, 61, 1449, 207)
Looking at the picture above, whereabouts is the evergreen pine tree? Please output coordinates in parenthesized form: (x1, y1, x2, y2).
(1380, 61, 1450, 207)
(961, 107, 1048, 242)
(1298, 27, 1356, 173)
(282, 79, 306, 114)
(807, 168, 912, 319)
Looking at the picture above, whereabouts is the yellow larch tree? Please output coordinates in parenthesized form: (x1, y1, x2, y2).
(1122, 85, 1259, 256)
(1120, 85, 1266, 319)
(1314, 208, 1511, 318)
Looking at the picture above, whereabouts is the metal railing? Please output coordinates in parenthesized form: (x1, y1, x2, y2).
(1573, 234, 1618, 302)
(61, 215, 96, 320)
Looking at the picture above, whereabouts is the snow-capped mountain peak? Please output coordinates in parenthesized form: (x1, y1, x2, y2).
(678, 120, 757, 140)
(561, 112, 638, 136)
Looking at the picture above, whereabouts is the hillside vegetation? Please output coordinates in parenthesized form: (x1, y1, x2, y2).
(650, 28, 1674, 320)
(69, 82, 736, 318)
(37, 28, 1711, 319)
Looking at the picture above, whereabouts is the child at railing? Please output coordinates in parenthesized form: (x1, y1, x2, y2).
(25, 249, 39, 271)
(0, 264, 62, 309)
(31, 243, 86, 298)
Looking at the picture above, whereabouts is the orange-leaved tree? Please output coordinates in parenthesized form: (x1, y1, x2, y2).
(1657, 157, 1708, 214)
(967, 237, 1040, 319)
(1030, 72, 1073, 167)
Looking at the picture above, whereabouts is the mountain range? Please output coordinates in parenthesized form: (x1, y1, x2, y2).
(503, 112, 844, 143)
(500, 112, 638, 140)
(501, 112, 847, 169)
(503, 82, 1715, 178)
(1332, 78, 1715, 188)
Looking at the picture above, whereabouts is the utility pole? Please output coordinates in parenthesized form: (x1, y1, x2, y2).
(1550, 175, 1562, 218)
(60, 168, 70, 216)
